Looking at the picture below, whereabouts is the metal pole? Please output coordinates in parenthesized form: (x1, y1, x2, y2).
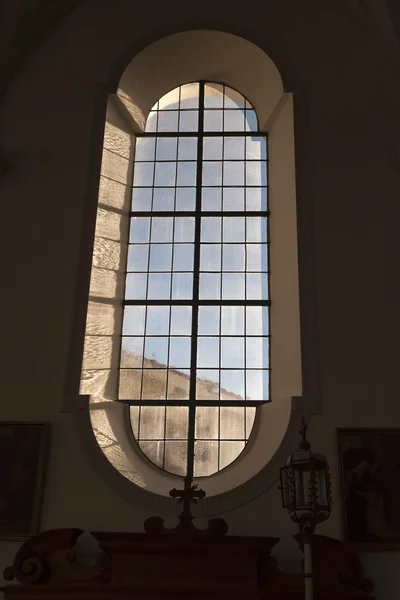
(302, 530, 313, 600)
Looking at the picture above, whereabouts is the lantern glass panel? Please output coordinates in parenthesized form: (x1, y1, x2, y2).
(317, 467, 328, 505)
(294, 469, 308, 506)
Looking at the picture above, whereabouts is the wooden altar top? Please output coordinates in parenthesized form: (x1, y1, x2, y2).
(2, 529, 375, 600)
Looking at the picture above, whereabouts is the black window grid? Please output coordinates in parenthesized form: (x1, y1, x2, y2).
(119, 81, 271, 478)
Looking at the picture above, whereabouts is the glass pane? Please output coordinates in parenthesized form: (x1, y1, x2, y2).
(204, 110, 223, 131)
(144, 337, 168, 367)
(224, 110, 245, 132)
(173, 244, 194, 271)
(246, 188, 267, 212)
(140, 441, 164, 469)
(130, 406, 139, 437)
(167, 369, 190, 400)
(158, 111, 179, 132)
(178, 137, 197, 160)
(139, 441, 164, 468)
(142, 369, 167, 399)
(200, 244, 221, 271)
(202, 188, 221, 211)
(151, 217, 173, 242)
(246, 162, 265, 186)
(224, 88, 245, 109)
(135, 137, 155, 161)
(199, 273, 221, 299)
(149, 244, 172, 271)
(119, 369, 142, 400)
(130, 217, 150, 243)
(179, 111, 198, 132)
(220, 407, 245, 439)
(197, 338, 219, 368)
(180, 83, 199, 108)
(221, 337, 244, 368)
(221, 306, 244, 335)
(165, 441, 187, 476)
(220, 370, 245, 400)
(174, 217, 195, 242)
(220, 441, 245, 470)
(223, 217, 245, 242)
(125, 273, 147, 299)
(146, 305, 170, 335)
(132, 188, 152, 211)
(176, 188, 196, 211)
(196, 370, 219, 400)
(139, 406, 165, 439)
(177, 161, 197, 186)
(246, 136, 267, 160)
(169, 337, 191, 369)
(165, 407, 188, 438)
(202, 161, 222, 186)
(246, 273, 268, 300)
(172, 273, 193, 299)
(222, 244, 245, 271)
(195, 407, 219, 439)
(246, 407, 256, 437)
(247, 217, 267, 242)
(201, 217, 221, 242)
(170, 306, 192, 335)
(246, 337, 269, 368)
(147, 273, 171, 299)
(223, 161, 244, 186)
(198, 306, 220, 335)
(156, 137, 177, 160)
(145, 112, 157, 133)
(246, 306, 269, 336)
(223, 188, 244, 211)
(245, 110, 258, 131)
(222, 273, 245, 299)
(154, 162, 176, 186)
(159, 87, 180, 110)
(121, 337, 143, 368)
(194, 441, 218, 476)
(204, 83, 224, 108)
(123, 305, 146, 335)
(247, 244, 268, 272)
(153, 188, 174, 211)
(127, 245, 149, 271)
(133, 162, 154, 187)
(246, 370, 269, 401)
(203, 137, 223, 160)
(224, 136, 245, 159)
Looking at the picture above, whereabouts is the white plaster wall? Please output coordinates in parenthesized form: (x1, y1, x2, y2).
(0, 1, 400, 597)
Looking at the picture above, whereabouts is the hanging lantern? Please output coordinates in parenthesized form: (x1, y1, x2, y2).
(280, 417, 332, 532)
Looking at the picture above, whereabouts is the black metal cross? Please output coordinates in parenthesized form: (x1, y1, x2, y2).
(169, 476, 206, 530)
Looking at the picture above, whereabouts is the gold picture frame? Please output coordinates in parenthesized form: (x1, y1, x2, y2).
(0, 422, 49, 540)
(337, 428, 400, 550)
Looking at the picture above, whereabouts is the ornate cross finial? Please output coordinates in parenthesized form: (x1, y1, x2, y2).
(299, 416, 311, 450)
(169, 476, 206, 529)
(143, 476, 228, 536)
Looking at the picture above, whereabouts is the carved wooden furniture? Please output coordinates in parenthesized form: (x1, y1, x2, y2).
(2, 528, 374, 600)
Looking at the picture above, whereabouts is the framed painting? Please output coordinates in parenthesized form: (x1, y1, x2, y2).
(338, 428, 400, 550)
(0, 422, 49, 540)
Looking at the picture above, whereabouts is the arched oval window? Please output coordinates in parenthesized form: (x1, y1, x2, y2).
(120, 82, 269, 477)
(79, 30, 303, 507)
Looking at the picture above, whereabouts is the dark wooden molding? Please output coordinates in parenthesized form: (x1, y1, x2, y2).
(3, 529, 374, 599)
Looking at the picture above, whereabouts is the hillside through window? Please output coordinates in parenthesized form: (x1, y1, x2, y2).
(119, 82, 269, 477)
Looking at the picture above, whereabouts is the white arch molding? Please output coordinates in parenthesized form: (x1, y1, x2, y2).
(78, 29, 312, 516)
